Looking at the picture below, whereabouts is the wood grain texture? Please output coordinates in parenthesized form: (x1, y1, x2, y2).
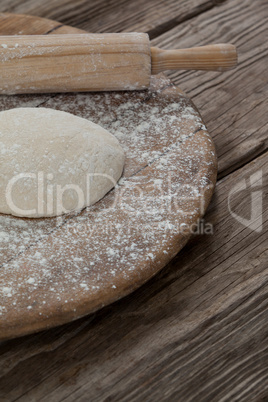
(0, 151, 267, 401)
(0, 0, 224, 37)
(151, 44, 237, 73)
(0, 0, 267, 400)
(151, 0, 268, 177)
(0, 33, 151, 93)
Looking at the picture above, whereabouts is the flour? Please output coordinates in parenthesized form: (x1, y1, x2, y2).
(0, 77, 216, 332)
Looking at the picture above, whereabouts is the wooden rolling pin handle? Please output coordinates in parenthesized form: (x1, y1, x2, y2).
(151, 44, 237, 74)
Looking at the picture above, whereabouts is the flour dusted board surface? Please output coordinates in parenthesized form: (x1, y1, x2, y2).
(0, 14, 217, 340)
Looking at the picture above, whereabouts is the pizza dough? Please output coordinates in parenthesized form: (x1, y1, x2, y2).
(0, 107, 125, 218)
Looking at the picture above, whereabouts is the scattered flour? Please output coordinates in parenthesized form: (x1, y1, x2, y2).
(0, 76, 216, 329)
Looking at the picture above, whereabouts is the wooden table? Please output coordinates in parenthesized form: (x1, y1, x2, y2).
(0, 1, 267, 400)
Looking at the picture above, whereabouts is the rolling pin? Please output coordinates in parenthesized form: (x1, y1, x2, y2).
(0, 33, 237, 94)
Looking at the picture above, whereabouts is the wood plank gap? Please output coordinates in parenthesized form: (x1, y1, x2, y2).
(147, 0, 227, 40)
(217, 147, 268, 181)
(45, 24, 64, 35)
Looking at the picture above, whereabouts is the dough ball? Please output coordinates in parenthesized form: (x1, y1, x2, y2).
(0, 107, 124, 218)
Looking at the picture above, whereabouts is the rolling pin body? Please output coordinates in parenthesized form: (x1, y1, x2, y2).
(0, 33, 151, 94)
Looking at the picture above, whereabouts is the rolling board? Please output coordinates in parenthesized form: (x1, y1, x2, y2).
(0, 13, 217, 340)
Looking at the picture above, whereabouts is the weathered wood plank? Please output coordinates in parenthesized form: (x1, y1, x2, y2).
(151, 0, 268, 177)
(0, 151, 267, 401)
(0, 0, 224, 36)
(0, 1, 267, 400)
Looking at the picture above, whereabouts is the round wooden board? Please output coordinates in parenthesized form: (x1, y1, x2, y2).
(0, 13, 217, 340)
